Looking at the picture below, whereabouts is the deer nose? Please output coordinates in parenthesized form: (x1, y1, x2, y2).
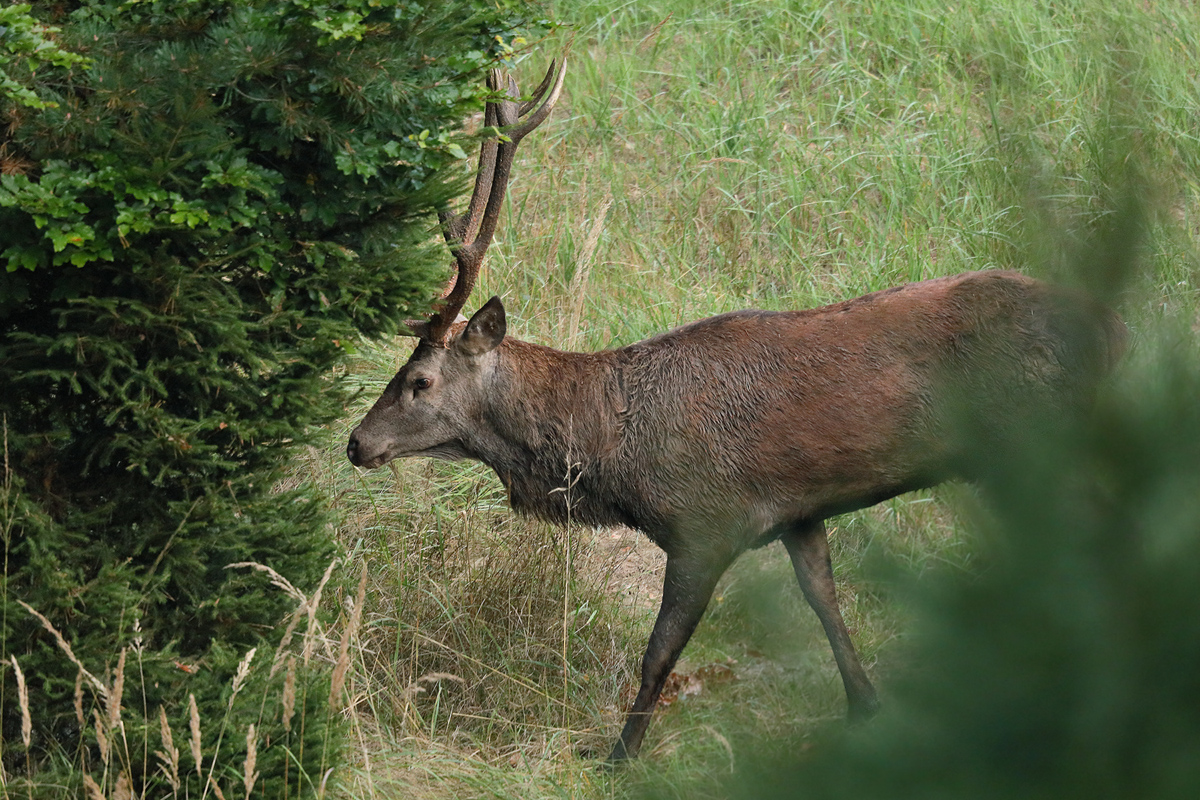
(346, 435, 361, 465)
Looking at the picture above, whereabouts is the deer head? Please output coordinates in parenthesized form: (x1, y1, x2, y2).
(346, 59, 564, 469)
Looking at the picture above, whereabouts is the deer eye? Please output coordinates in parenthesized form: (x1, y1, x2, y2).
(412, 377, 432, 391)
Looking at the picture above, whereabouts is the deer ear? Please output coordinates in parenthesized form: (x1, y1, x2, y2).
(460, 296, 506, 355)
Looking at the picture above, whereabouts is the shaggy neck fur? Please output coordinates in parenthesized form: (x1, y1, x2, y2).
(463, 339, 645, 529)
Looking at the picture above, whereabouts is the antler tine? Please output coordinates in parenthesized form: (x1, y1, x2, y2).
(427, 58, 565, 344)
(462, 59, 565, 252)
(434, 70, 510, 308)
(518, 58, 559, 116)
(507, 57, 567, 144)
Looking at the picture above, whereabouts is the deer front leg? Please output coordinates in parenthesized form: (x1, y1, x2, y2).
(608, 551, 731, 762)
(781, 519, 879, 720)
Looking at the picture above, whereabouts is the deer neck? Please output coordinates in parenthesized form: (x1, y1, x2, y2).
(466, 339, 632, 527)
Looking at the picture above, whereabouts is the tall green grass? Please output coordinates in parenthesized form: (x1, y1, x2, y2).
(315, 1, 1200, 797)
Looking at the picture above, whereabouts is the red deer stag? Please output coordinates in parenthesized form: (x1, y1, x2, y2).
(347, 59, 1128, 761)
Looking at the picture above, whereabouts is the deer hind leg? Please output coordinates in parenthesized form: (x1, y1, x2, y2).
(780, 519, 879, 720)
(608, 550, 733, 762)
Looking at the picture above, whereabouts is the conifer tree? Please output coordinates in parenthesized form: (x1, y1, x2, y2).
(0, 1, 542, 795)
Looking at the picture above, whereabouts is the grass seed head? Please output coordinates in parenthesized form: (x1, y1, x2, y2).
(242, 723, 259, 800)
(10, 655, 31, 750)
(157, 705, 181, 790)
(188, 693, 203, 777)
(107, 648, 127, 732)
(230, 647, 257, 699)
(282, 655, 297, 732)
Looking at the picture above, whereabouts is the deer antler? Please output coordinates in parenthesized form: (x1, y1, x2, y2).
(427, 58, 567, 345)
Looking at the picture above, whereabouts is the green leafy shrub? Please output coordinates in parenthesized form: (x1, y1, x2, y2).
(0, 1, 544, 796)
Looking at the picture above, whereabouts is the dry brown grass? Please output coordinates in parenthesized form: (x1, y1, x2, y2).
(6, 554, 380, 800)
(327, 458, 642, 757)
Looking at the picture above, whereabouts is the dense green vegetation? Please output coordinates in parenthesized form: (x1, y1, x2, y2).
(0, 1, 541, 797)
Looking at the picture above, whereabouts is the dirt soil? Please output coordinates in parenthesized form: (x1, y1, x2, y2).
(582, 525, 666, 619)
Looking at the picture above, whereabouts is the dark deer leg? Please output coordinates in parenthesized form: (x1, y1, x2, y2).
(608, 551, 731, 762)
(780, 519, 879, 720)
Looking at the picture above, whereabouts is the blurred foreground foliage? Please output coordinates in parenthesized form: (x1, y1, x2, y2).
(681, 193, 1200, 797)
(728, 324, 1200, 799)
